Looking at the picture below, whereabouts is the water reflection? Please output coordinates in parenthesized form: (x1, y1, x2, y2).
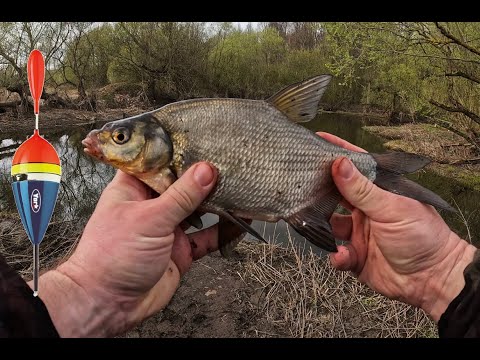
(0, 125, 116, 225)
(1, 113, 478, 255)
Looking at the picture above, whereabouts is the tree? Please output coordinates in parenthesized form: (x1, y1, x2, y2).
(208, 27, 287, 98)
(0, 22, 70, 112)
(107, 22, 210, 102)
(412, 22, 480, 150)
(266, 22, 324, 50)
(51, 23, 113, 105)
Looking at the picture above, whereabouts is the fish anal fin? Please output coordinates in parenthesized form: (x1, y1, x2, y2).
(267, 74, 332, 123)
(287, 189, 341, 252)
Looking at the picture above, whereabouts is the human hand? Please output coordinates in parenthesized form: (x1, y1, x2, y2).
(317, 132, 477, 322)
(35, 162, 220, 337)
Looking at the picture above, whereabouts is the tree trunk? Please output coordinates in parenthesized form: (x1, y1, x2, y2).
(6, 83, 32, 114)
(77, 79, 87, 100)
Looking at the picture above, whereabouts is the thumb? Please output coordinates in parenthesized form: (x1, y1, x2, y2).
(332, 157, 393, 217)
(144, 162, 217, 230)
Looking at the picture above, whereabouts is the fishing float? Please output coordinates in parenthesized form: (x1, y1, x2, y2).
(11, 50, 61, 297)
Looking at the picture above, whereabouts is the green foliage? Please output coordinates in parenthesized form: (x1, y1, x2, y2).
(107, 22, 210, 100)
(56, 23, 114, 96)
(1, 21, 480, 148)
(208, 28, 288, 98)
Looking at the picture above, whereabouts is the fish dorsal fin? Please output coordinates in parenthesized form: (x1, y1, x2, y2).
(267, 74, 332, 123)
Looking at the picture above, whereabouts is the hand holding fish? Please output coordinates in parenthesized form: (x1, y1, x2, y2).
(319, 132, 477, 323)
(32, 162, 219, 337)
(23, 75, 478, 337)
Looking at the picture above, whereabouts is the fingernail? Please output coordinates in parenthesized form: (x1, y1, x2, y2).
(338, 158, 354, 180)
(194, 163, 214, 187)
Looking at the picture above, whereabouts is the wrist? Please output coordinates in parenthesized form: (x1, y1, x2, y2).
(31, 256, 182, 337)
(30, 261, 126, 337)
(421, 231, 477, 322)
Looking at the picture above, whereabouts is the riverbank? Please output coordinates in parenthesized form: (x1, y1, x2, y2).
(364, 123, 480, 192)
(0, 109, 448, 338)
(0, 107, 150, 135)
(0, 211, 436, 338)
(123, 240, 436, 338)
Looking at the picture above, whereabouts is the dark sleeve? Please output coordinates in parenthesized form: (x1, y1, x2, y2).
(438, 249, 480, 338)
(0, 253, 59, 337)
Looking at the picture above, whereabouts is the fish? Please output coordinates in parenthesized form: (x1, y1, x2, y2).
(82, 74, 455, 256)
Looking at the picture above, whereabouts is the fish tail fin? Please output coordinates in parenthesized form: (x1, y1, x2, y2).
(286, 188, 341, 253)
(371, 152, 430, 174)
(371, 152, 456, 212)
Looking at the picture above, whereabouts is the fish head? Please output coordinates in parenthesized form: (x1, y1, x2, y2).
(82, 114, 172, 175)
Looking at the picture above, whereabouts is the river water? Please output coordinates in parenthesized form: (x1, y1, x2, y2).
(0, 112, 478, 253)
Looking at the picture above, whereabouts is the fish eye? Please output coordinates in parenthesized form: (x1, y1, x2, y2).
(112, 128, 130, 145)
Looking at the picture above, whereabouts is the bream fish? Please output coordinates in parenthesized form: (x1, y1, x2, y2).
(82, 75, 454, 256)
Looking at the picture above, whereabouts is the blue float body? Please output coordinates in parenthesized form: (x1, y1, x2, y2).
(11, 180, 59, 245)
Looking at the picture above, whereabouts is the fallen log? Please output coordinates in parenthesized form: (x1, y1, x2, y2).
(441, 142, 475, 148)
(449, 157, 480, 165)
(0, 100, 20, 109)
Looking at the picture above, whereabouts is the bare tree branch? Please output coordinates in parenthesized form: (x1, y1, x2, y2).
(435, 22, 480, 57)
(427, 116, 480, 151)
(444, 71, 480, 84)
(429, 98, 480, 125)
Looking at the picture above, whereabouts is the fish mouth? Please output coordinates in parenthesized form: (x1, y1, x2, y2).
(82, 130, 105, 160)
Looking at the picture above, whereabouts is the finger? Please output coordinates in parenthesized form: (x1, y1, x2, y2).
(171, 224, 220, 275)
(330, 213, 352, 241)
(187, 224, 219, 260)
(349, 209, 369, 275)
(141, 162, 217, 232)
(339, 199, 354, 212)
(180, 221, 191, 231)
(316, 132, 367, 153)
(329, 244, 358, 272)
(141, 259, 181, 318)
(171, 228, 193, 276)
(332, 157, 397, 220)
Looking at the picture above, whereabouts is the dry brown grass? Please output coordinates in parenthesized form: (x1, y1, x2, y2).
(0, 213, 82, 279)
(365, 123, 476, 164)
(237, 232, 438, 338)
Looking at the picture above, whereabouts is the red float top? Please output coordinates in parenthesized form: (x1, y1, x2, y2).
(12, 130, 60, 165)
(27, 50, 45, 115)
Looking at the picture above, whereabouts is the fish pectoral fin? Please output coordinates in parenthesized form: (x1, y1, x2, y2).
(286, 188, 341, 253)
(267, 74, 332, 123)
(219, 211, 267, 246)
(218, 217, 249, 258)
(186, 212, 204, 229)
